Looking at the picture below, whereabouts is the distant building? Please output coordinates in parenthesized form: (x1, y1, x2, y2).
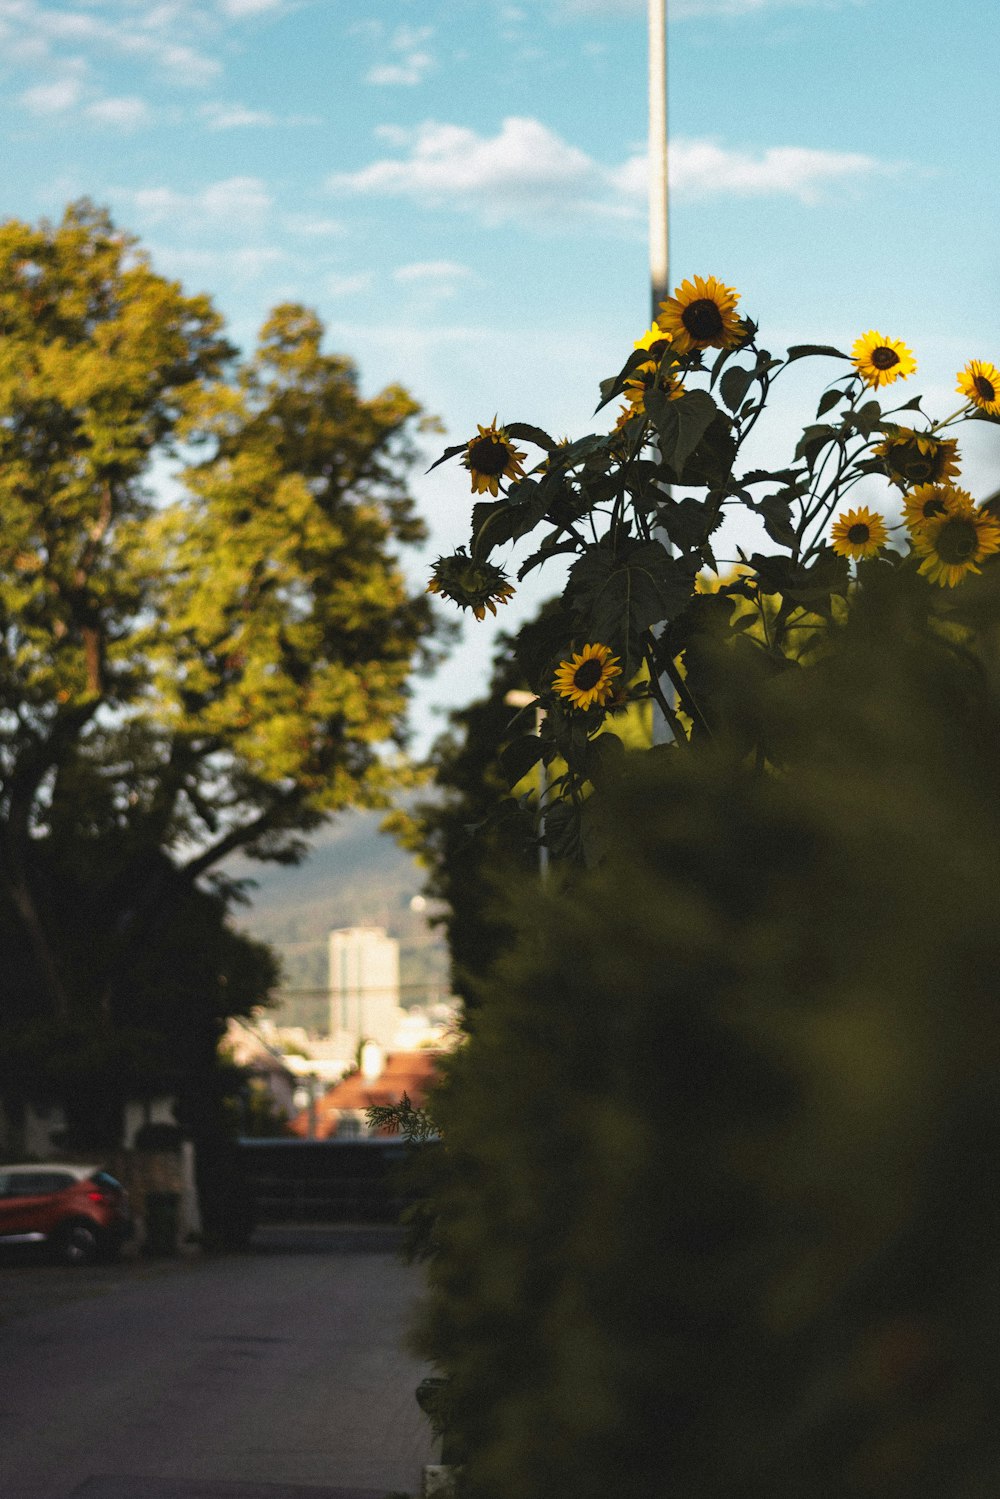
(287, 1048, 444, 1140)
(328, 925, 403, 1054)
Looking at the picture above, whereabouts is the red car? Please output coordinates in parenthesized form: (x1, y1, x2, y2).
(0, 1163, 132, 1265)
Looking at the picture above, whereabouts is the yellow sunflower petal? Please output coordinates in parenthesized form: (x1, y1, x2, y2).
(851, 331, 917, 389)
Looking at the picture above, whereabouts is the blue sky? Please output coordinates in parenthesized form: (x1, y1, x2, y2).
(2, 0, 999, 750)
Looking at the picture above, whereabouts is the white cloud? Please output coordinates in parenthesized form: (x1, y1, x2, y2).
(366, 56, 433, 86)
(365, 23, 436, 87)
(283, 214, 346, 238)
(329, 116, 889, 225)
(199, 101, 322, 129)
(148, 245, 287, 283)
(142, 41, 220, 86)
(201, 102, 277, 128)
(560, 0, 836, 13)
(325, 272, 374, 298)
(328, 118, 599, 224)
(393, 260, 475, 283)
(130, 176, 273, 227)
(218, 0, 283, 14)
(612, 140, 883, 203)
(0, 2, 224, 96)
(20, 75, 84, 114)
(85, 95, 150, 128)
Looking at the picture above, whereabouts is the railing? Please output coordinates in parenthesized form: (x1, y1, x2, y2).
(236, 1137, 427, 1224)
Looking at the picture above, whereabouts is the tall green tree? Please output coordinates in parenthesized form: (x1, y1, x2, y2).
(0, 201, 439, 1145)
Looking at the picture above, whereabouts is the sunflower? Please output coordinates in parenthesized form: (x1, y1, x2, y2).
(633, 324, 673, 360)
(901, 482, 964, 533)
(426, 549, 516, 619)
(851, 331, 917, 389)
(910, 499, 1000, 588)
(552, 643, 622, 711)
(956, 359, 1000, 417)
(875, 427, 960, 490)
(623, 359, 683, 413)
(655, 275, 744, 355)
(830, 506, 889, 560)
(461, 420, 527, 496)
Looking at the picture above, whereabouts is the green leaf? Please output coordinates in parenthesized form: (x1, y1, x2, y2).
(542, 800, 583, 862)
(757, 494, 798, 550)
(596, 349, 651, 413)
(426, 441, 468, 474)
(677, 413, 737, 489)
(785, 344, 850, 364)
(583, 732, 624, 787)
(645, 387, 719, 477)
(794, 423, 838, 468)
(816, 388, 845, 418)
(719, 365, 754, 414)
(504, 422, 556, 450)
(565, 539, 691, 672)
(499, 733, 544, 790)
(550, 432, 613, 468)
(517, 537, 581, 581)
(657, 495, 725, 552)
(845, 400, 883, 437)
(471, 483, 550, 556)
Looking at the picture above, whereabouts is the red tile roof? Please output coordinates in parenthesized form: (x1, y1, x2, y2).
(287, 1050, 444, 1138)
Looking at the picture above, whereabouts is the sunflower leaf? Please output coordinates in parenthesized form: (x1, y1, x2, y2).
(676, 412, 738, 489)
(426, 441, 468, 474)
(720, 366, 755, 414)
(471, 485, 550, 556)
(816, 388, 846, 418)
(550, 432, 613, 468)
(785, 344, 850, 363)
(517, 537, 581, 581)
(645, 387, 719, 477)
(656, 495, 725, 551)
(755, 493, 798, 550)
(504, 422, 556, 451)
(845, 400, 883, 437)
(565, 540, 691, 673)
(794, 423, 838, 468)
(596, 349, 652, 413)
(583, 732, 625, 787)
(541, 799, 583, 862)
(499, 733, 544, 791)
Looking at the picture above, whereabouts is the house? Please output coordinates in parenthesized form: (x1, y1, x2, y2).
(287, 1048, 444, 1139)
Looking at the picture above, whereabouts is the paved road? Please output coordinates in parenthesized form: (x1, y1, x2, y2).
(0, 1227, 436, 1499)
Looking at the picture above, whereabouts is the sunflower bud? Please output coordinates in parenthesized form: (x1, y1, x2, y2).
(427, 548, 516, 619)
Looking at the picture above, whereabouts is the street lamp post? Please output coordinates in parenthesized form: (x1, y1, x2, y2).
(504, 690, 549, 880)
(649, 0, 674, 744)
(648, 0, 669, 321)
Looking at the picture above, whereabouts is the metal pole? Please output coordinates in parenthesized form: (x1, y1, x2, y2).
(649, 0, 675, 745)
(648, 0, 669, 323)
(504, 691, 548, 879)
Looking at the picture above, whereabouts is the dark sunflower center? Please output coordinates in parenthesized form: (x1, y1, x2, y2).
(468, 437, 508, 475)
(936, 517, 978, 564)
(871, 346, 900, 370)
(681, 298, 724, 341)
(921, 497, 947, 519)
(573, 659, 603, 691)
(847, 523, 871, 544)
(973, 374, 996, 402)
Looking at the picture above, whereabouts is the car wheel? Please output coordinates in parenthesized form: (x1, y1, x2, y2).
(54, 1219, 100, 1267)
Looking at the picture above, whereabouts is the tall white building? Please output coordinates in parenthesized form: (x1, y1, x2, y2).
(328, 926, 402, 1053)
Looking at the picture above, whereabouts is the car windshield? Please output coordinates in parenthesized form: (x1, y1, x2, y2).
(90, 1171, 123, 1193)
(0, 1170, 75, 1198)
